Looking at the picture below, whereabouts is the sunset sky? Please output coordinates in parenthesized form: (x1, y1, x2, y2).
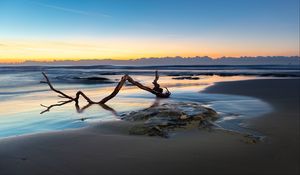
(0, 0, 299, 63)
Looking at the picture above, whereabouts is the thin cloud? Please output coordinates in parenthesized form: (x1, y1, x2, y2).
(32, 1, 111, 18)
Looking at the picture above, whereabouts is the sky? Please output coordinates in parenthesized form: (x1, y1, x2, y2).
(0, 0, 299, 63)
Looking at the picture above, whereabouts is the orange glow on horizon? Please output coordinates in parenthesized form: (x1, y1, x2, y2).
(1, 53, 299, 64)
(0, 37, 298, 63)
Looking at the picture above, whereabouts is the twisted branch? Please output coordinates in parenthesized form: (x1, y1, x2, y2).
(42, 72, 73, 100)
(41, 71, 170, 113)
(40, 99, 73, 114)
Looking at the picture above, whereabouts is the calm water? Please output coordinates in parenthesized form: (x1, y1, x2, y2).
(1, 65, 294, 138)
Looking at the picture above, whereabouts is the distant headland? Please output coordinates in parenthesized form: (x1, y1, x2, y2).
(1, 56, 299, 66)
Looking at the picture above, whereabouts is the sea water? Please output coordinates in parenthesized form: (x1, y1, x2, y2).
(0, 65, 296, 138)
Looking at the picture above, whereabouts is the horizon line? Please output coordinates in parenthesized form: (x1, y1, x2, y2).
(1, 55, 299, 64)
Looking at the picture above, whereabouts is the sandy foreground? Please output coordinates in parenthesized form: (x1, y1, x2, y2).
(0, 79, 299, 175)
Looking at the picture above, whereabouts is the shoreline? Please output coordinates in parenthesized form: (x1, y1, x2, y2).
(0, 78, 299, 174)
(0, 76, 266, 141)
(0, 75, 261, 139)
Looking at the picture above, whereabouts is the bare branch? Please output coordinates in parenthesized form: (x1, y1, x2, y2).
(99, 75, 128, 104)
(75, 91, 96, 104)
(127, 75, 170, 98)
(42, 72, 74, 100)
(41, 71, 171, 113)
(40, 100, 73, 114)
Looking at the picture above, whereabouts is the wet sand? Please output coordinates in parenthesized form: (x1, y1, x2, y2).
(0, 78, 299, 175)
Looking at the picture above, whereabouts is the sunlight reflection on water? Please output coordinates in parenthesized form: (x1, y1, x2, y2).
(0, 74, 271, 138)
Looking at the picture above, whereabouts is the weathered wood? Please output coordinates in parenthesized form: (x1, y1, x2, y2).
(42, 72, 74, 100)
(99, 75, 128, 104)
(75, 91, 96, 104)
(126, 75, 170, 98)
(152, 70, 163, 93)
(41, 71, 170, 113)
(40, 99, 73, 114)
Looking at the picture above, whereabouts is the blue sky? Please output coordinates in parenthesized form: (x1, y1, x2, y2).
(0, 0, 299, 61)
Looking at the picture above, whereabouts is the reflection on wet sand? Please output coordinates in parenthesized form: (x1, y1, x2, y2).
(0, 75, 268, 138)
(41, 97, 163, 117)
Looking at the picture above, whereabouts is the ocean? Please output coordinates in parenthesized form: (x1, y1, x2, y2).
(0, 65, 298, 138)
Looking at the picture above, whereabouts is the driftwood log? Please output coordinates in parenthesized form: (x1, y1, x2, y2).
(41, 71, 171, 114)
